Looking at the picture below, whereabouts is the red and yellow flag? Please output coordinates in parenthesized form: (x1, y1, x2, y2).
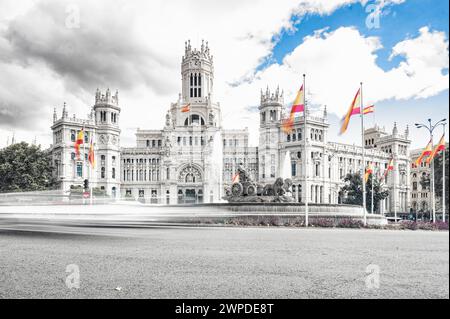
(339, 88, 361, 135)
(282, 85, 305, 134)
(281, 116, 294, 134)
(364, 162, 373, 183)
(362, 105, 375, 115)
(380, 158, 394, 181)
(88, 136, 95, 167)
(291, 85, 305, 114)
(350, 104, 375, 116)
(181, 104, 191, 113)
(386, 158, 394, 171)
(74, 129, 84, 158)
(415, 140, 433, 167)
(426, 134, 446, 164)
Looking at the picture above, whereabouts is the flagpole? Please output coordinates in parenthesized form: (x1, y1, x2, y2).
(360, 82, 367, 225)
(430, 121, 436, 223)
(90, 129, 94, 205)
(442, 124, 446, 222)
(371, 161, 374, 215)
(371, 109, 375, 215)
(82, 123, 86, 204)
(83, 123, 86, 181)
(394, 157, 397, 222)
(303, 74, 309, 227)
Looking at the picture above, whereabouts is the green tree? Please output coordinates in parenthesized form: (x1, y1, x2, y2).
(340, 172, 390, 213)
(0, 142, 56, 192)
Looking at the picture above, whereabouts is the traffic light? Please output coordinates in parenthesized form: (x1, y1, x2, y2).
(84, 179, 89, 190)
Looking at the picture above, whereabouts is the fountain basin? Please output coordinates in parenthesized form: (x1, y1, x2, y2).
(162, 202, 388, 226)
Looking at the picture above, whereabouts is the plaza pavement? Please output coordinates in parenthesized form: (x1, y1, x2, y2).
(0, 225, 448, 299)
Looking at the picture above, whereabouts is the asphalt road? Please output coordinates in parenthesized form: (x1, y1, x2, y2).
(0, 226, 448, 299)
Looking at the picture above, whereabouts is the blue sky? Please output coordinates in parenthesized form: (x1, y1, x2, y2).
(267, 0, 449, 71)
(258, 0, 449, 149)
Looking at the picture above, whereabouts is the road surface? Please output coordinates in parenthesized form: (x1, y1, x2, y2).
(0, 225, 448, 298)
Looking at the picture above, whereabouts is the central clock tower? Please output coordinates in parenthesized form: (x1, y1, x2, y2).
(181, 39, 214, 102)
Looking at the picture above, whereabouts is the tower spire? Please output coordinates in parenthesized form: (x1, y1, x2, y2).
(53, 107, 57, 123)
(62, 102, 68, 118)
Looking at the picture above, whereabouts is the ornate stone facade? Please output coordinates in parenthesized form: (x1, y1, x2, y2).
(51, 40, 412, 213)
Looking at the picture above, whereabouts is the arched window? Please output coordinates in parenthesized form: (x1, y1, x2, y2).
(184, 114, 205, 126)
(189, 73, 202, 98)
(186, 173, 195, 183)
(192, 114, 200, 125)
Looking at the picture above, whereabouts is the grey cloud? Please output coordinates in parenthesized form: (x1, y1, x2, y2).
(0, 98, 50, 130)
(0, 0, 183, 131)
(3, 1, 179, 95)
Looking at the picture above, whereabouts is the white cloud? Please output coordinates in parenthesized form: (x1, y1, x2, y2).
(389, 26, 449, 98)
(221, 25, 448, 145)
(0, 0, 447, 148)
(0, 0, 365, 147)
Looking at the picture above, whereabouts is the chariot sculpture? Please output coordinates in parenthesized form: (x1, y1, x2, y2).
(224, 165, 294, 203)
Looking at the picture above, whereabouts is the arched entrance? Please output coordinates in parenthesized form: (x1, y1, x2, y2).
(177, 164, 204, 204)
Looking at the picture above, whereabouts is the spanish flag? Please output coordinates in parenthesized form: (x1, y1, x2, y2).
(339, 88, 361, 135)
(291, 85, 305, 114)
(74, 129, 84, 158)
(381, 158, 394, 180)
(426, 134, 446, 164)
(415, 140, 433, 167)
(282, 85, 305, 134)
(281, 116, 294, 134)
(351, 104, 375, 116)
(386, 158, 394, 171)
(181, 104, 191, 113)
(88, 136, 95, 167)
(232, 172, 240, 183)
(364, 162, 373, 183)
(362, 105, 374, 115)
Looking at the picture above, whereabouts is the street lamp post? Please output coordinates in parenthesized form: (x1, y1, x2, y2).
(442, 123, 446, 222)
(437, 122, 447, 222)
(415, 118, 447, 223)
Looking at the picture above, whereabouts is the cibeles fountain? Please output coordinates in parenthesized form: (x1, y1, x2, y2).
(223, 168, 295, 203)
(220, 151, 387, 226)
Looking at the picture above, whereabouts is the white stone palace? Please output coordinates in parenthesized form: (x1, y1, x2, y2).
(50, 40, 411, 213)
